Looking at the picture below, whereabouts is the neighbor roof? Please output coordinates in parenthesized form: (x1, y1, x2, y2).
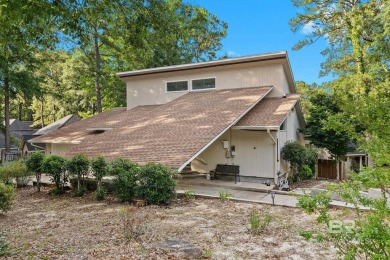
(34, 114, 80, 136)
(22, 135, 45, 152)
(235, 94, 300, 128)
(63, 86, 272, 170)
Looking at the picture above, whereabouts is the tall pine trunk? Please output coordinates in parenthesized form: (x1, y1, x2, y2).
(4, 77, 11, 152)
(40, 98, 45, 127)
(94, 27, 102, 114)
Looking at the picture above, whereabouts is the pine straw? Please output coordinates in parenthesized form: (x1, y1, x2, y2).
(0, 187, 343, 259)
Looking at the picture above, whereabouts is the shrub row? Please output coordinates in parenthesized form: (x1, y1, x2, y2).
(0, 152, 176, 206)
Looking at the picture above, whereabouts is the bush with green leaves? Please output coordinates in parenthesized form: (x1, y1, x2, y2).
(0, 183, 15, 214)
(25, 152, 45, 192)
(0, 232, 10, 256)
(296, 167, 390, 258)
(249, 210, 272, 235)
(66, 154, 90, 196)
(281, 141, 317, 182)
(137, 163, 176, 205)
(42, 155, 68, 194)
(110, 159, 140, 202)
(91, 156, 109, 200)
(0, 160, 31, 187)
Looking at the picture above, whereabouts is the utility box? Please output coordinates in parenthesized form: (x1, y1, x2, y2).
(222, 141, 229, 149)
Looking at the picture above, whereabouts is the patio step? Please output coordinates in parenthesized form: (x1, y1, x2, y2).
(180, 172, 207, 179)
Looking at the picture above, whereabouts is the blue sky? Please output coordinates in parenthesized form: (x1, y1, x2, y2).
(189, 0, 333, 85)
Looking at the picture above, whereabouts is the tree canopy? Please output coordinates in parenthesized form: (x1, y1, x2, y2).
(0, 0, 228, 150)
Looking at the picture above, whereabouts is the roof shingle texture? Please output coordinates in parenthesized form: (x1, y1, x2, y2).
(29, 108, 127, 144)
(64, 86, 272, 168)
(236, 94, 299, 127)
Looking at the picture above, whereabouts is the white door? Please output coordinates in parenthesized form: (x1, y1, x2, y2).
(233, 130, 275, 178)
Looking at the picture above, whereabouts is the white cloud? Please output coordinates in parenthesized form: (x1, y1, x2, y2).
(302, 21, 316, 34)
(226, 50, 240, 57)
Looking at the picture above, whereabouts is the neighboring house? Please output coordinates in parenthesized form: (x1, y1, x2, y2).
(29, 51, 305, 183)
(0, 119, 37, 150)
(21, 114, 80, 155)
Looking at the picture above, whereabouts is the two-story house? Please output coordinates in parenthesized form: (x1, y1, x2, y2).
(29, 51, 305, 183)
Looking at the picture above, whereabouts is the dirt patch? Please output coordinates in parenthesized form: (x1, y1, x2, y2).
(0, 187, 342, 259)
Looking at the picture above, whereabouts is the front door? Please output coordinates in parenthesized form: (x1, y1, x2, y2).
(233, 130, 275, 178)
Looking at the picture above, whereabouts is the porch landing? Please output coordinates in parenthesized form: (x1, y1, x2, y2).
(177, 178, 274, 193)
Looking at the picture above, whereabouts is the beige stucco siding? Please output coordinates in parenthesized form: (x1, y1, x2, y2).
(126, 62, 290, 109)
(192, 129, 276, 178)
(46, 143, 74, 156)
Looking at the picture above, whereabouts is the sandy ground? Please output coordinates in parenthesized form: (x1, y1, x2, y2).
(0, 187, 341, 259)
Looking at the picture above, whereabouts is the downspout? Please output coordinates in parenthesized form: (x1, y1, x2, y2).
(267, 129, 277, 184)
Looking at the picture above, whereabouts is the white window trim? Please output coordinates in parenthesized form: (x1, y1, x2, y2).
(165, 79, 189, 93)
(190, 77, 217, 92)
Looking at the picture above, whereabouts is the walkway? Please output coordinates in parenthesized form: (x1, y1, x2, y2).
(177, 182, 371, 210)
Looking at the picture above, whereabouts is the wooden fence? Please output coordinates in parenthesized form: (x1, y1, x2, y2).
(317, 159, 342, 179)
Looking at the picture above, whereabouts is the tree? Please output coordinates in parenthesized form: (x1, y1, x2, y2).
(300, 92, 351, 180)
(290, 0, 390, 166)
(91, 156, 108, 200)
(0, 0, 59, 151)
(66, 154, 90, 196)
(42, 155, 68, 194)
(25, 152, 45, 192)
(59, 0, 227, 114)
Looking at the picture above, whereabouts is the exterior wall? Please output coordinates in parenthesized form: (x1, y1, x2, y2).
(125, 62, 291, 109)
(191, 129, 276, 179)
(46, 143, 74, 155)
(277, 104, 305, 175)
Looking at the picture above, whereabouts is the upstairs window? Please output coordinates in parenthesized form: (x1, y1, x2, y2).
(280, 119, 287, 130)
(192, 78, 216, 90)
(167, 80, 188, 92)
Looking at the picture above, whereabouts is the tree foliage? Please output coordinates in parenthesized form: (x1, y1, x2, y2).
(25, 152, 45, 192)
(291, 0, 390, 166)
(0, 0, 227, 146)
(291, 1, 390, 257)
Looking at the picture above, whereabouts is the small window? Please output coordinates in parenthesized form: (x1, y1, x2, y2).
(167, 81, 188, 92)
(280, 119, 286, 130)
(192, 78, 215, 90)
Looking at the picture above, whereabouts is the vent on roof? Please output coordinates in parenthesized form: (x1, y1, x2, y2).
(86, 128, 113, 133)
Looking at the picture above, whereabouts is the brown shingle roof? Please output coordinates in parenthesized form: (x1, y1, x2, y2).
(29, 107, 128, 144)
(64, 86, 272, 169)
(236, 94, 300, 127)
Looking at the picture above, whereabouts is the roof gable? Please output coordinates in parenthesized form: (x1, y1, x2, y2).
(235, 94, 300, 128)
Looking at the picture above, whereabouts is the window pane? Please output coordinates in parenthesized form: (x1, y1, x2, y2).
(280, 120, 286, 130)
(192, 78, 215, 90)
(167, 81, 188, 92)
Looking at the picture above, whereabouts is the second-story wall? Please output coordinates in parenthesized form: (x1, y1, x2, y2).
(124, 60, 292, 109)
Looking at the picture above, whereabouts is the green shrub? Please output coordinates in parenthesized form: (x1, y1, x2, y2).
(0, 184, 15, 214)
(218, 189, 232, 201)
(91, 156, 108, 200)
(137, 163, 176, 205)
(110, 159, 140, 202)
(66, 154, 90, 196)
(0, 232, 10, 256)
(281, 141, 317, 182)
(183, 190, 195, 200)
(25, 152, 45, 192)
(42, 155, 68, 194)
(94, 187, 106, 201)
(249, 210, 272, 235)
(0, 160, 31, 187)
